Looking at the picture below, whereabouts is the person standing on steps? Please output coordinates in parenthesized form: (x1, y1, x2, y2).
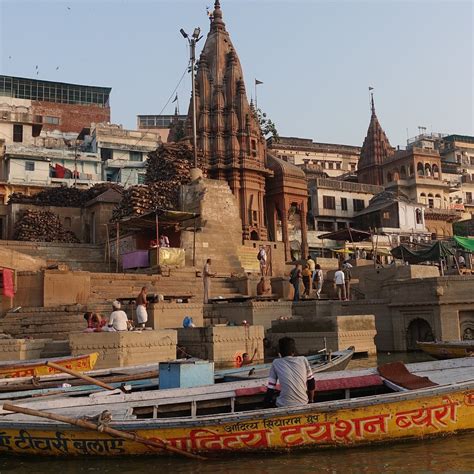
(314, 264, 323, 299)
(333, 267, 346, 301)
(203, 258, 216, 304)
(257, 245, 267, 276)
(136, 286, 148, 329)
(289, 263, 303, 302)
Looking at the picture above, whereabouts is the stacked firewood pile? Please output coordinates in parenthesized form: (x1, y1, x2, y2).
(13, 210, 79, 243)
(112, 143, 196, 220)
(8, 183, 123, 208)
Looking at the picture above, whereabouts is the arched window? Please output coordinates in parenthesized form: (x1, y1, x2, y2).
(432, 164, 440, 179)
(400, 166, 407, 178)
(416, 208, 423, 224)
(417, 162, 424, 176)
(425, 163, 432, 177)
(435, 194, 442, 209)
(419, 192, 426, 204)
(428, 193, 434, 208)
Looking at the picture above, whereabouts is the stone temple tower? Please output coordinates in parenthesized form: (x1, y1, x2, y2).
(357, 94, 395, 186)
(184, 0, 270, 241)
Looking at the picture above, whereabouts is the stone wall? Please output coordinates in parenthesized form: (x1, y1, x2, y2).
(147, 302, 203, 329)
(0, 338, 50, 361)
(69, 330, 177, 369)
(268, 315, 377, 355)
(180, 179, 244, 274)
(208, 301, 293, 330)
(177, 325, 264, 365)
(43, 270, 91, 307)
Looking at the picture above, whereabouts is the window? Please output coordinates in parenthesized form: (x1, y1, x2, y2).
(383, 211, 390, 220)
(13, 124, 23, 142)
(337, 221, 346, 230)
(336, 162, 341, 170)
(323, 195, 336, 210)
(101, 148, 112, 161)
(353, 199, 365, 212)
(137, 173, 146, 184)
(466, 192, 473, 204)
(341, 197, 348, 211)
(416, 208, 423, 224)
(25, 161, 35, 171)
(44, 116, 60, 125)
(130, 151, 143, 162)
(317, 221, 334, 232)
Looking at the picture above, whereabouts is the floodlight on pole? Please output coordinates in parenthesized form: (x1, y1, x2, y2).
(180, 26, 202, 171)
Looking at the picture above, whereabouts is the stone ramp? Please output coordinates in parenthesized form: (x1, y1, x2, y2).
(0, 241, 106, 272)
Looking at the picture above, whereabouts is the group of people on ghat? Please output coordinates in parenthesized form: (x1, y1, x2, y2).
(83, 286, 149, 332)
(289, 256, 353, 302)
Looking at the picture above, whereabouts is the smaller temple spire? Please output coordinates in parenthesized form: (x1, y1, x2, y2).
(371, 92, 375, 116)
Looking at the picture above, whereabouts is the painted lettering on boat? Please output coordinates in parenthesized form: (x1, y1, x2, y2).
(0, 430, 125, 454)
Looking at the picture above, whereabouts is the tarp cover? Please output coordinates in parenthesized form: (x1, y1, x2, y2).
(454, 235, 474, 252)
(391, 241, 455, 264)
(1, 268, 14, 298)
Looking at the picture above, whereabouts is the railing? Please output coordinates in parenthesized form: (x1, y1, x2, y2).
(313, 177, 384, 194)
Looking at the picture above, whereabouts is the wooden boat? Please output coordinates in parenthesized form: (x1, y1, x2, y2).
(0, 358, 472, 457)
(217, 346, 354, 381)
(0, 353, 99, 379)
(417, 340, 474, 360)
(0, 348, 354, 396)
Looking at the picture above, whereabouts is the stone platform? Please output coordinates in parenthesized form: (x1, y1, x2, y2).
(69, 330, 177, 369)
(0, 338, 50, 361)
(267, 315, 377, 356)
(177, 325, 264, 366)
(146, 302, 204, 329)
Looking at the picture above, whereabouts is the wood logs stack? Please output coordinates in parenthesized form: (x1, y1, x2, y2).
(8, 183, 123, 208)
(112, 142, 196, 220)
(13, 210, 79, 243)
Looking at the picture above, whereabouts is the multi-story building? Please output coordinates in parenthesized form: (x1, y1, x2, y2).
(406, 133, 474, 220)
(137, 114, 187, 142)
(0, 75, 111, 133)
(357, 98, 461, 238)
(306, 177, 383, 255)
(267, 136, 360, 178)
(86, 123, 162, 186)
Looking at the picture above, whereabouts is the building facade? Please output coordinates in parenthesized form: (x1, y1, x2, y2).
(0, 75, 111, 133)
(267, 136, 360, 178)
(87, 123, 162, 186)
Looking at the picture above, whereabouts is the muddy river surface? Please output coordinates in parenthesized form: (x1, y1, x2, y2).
(1, 353, 473, 473)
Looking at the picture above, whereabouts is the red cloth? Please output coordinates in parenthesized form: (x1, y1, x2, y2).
(2, 269, 14, 298)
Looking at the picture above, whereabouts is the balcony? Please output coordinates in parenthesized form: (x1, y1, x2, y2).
(0, 110, 42, 125)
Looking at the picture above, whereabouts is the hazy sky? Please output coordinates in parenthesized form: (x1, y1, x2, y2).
(1, 0, 473, 147)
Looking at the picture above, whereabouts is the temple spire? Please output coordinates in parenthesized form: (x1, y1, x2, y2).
(371, 92, 375, 116)
(211, 0, 225, 30)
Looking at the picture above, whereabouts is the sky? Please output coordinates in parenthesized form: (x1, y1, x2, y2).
(0, 0, 473, 148)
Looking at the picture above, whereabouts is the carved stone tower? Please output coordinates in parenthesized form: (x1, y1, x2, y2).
(184, 0, 270, 241)
(357, 94, 395, 186)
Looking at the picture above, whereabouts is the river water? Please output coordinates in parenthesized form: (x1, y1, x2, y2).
(1, 353, 473, 473)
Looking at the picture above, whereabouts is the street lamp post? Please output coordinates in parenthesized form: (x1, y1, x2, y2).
(180, 27, 202, 171)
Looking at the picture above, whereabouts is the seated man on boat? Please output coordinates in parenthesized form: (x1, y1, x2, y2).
(107, 301, 130, 331)
(264, 337, 315, 408)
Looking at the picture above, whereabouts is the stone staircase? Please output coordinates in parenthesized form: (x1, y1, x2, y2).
(0, 241, 106, 272)
(88, 268, 243, 306)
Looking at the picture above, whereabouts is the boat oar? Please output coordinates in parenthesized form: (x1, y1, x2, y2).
(2, 402, 206, 461)
(45, 361, 115, 391)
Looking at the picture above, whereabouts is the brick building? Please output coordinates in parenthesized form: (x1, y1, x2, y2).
(0, 75, 111, 134)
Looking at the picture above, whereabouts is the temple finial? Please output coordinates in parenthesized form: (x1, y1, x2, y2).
(371, 92, 375, 115)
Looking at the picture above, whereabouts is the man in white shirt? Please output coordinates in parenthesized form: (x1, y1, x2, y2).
(333, 268, 346, 301)
(108, 301, 129, 331)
